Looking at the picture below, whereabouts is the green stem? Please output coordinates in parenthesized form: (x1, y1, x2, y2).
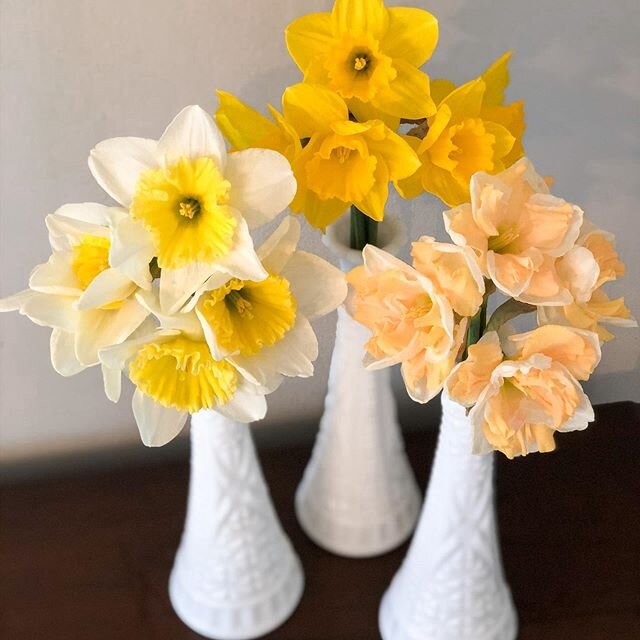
(463, 293, 489, 360)
(350, 205, 379, 250)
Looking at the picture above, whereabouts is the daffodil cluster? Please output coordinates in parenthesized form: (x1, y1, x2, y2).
(348, 158, 636, 458)
(1, 106, 346, 446)
(215, 0, 526, 236)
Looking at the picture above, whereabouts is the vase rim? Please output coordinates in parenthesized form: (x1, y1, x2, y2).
(323, 216, 406, 267)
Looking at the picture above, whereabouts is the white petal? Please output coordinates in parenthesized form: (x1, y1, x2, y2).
(21, 292, 79, 331)
(132, 388, 188, 447)
(195, 306, 228, 360)
(89, 137, 158, 206)
(51, 202, 112, 226)
(159, 262, 216, 315)
(109, 215, 155, 290)
(281, 250, 347, 320)
(50, 328, 87, 377)
(157, 105, 227, 170)
(0, 289, 34, 313)
(257, 216, 301, 273)
(225, 149, 296, 229)
(212, 212, 268, 282)
(229, 315, 318, 392)
(76, 268, 137, 311)
(29, 253, 82, 296)
(136, 290, 204, 339)
(46, 212, 110, 251)
(102, 364, 122, 403)
(99, 327, 175, 372)
(75, 297, 150, 366)
(215, 379, 267, 423)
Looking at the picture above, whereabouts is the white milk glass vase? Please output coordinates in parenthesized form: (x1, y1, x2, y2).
(379, 391, 518, 640)
(295, 215, 422, 558)
(169, 411, 304, 640)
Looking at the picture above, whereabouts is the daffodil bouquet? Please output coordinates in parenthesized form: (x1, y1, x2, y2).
(349, 158, 636, 458)
(217, 0, 524, 250)
(0, 106, 346, 445)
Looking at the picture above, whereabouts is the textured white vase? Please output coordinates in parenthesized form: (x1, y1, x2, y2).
(169, 411, 304, 640)
(295, 216, 422, 558)
(379, 391, 518, 640)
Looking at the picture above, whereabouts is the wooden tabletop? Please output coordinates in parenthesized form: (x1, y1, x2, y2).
(1, 401, 639, 639)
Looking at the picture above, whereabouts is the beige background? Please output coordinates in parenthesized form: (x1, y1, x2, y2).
(1, 0, 638, 463)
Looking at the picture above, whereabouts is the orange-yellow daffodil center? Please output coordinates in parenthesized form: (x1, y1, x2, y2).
(129, 336, 238, 413)
(198, 274, 297, 356)
(325, 36, 396, 102)
(131, 157, 237, 270)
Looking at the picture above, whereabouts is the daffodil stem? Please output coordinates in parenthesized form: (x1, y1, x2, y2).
(463, 292, 490, 360)
(350, 206, 378, 251)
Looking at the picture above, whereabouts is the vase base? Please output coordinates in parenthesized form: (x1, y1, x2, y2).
(294, 483, 421, 558)
(379, 584, 518, 640)
(169, 552, 304, 640)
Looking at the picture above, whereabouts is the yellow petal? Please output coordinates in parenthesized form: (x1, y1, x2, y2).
(481, 51, 512, 108)
(422, 162, 470, 207)
(441, 77, 485, 124)
(215, 90, 276, 151)
(292, 188, 348, 231)
(481, 101, 526, 166)
(429, 78, 457, 106)
(483, 121, 516, 162)
(382, 7, 438, 67)
(331, 0, 388, 38)
(285, 12, 334, 73)
(366, 128, 421, 182)
(348, 97, 400, 130)
(354, 160, 389, 222)
(283, 83, 348, 138)
(395, 135, 424, 199)
(371, 59, 436, 119)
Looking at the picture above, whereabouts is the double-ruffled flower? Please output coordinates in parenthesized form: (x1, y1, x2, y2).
(447, 326, 601, 458)
(89, 105, 297, 313)
(100, 217, 346, 446)
(347, 239, 483, 403)
(399, 52, 526, 206)
(538, 221, 636, 341)
(285, 0, 439, 127)
(0, 204, 149, 380)
(444, 158, 583, 305)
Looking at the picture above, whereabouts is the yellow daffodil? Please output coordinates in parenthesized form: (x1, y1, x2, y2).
(0, 203, 150, 384)
(447, 327, 600, 458)
(89, 105, 297, 314)
(284, 83, 420, 229)
(538, 221, 637, 341)
(444, 158, 583, 306)
(285, 0, 438, 126)
(216, 85, 420, 230)
(399, 52, 526, 206)
(100, 217, 346, 446)
(347, 244, 463, 403)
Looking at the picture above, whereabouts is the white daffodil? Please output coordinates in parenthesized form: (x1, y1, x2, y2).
(0, 203, 150, 381)
(99, 216, 347, 447)
(191, 216, 347, 393)
(88, 105, 297, 314)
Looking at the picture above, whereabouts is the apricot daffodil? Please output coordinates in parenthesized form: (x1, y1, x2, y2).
(539, 221, 637, 341)
(399, 52, 526, 206)
(348, 244, 468, 403)
(444, 158, 583, 305)
(89, 105, 297, 313)
(285, 0, 438, 126)
(447, 326, 600, 458)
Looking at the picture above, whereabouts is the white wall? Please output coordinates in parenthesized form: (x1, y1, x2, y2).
(1, 0, 638, 463)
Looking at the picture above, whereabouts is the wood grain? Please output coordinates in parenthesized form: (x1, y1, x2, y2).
(1, 402, 639, 639)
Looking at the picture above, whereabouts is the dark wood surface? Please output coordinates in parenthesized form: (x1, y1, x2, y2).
(1, 402, 639, 639)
